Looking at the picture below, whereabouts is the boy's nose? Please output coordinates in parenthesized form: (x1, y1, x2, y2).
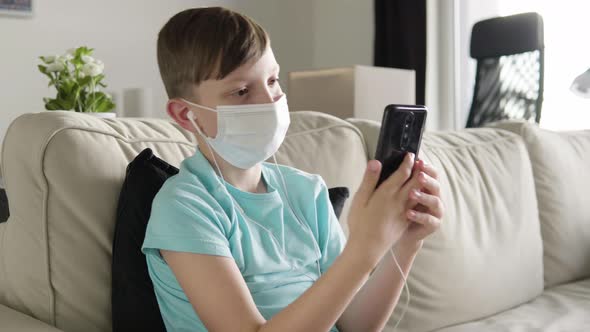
(256, 88, 281, 104)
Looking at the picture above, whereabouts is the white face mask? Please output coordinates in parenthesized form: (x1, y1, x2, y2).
(184, 95, 291, 169)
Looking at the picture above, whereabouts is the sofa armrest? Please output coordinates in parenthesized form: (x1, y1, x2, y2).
(345, 118, 381, 159)
(0, 303, 63, 331)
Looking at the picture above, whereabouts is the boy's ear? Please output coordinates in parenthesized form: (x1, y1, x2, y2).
(167, 99, 200, 133)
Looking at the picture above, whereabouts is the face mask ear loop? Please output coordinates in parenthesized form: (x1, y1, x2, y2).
(272, 155, 323, 280)
(187, 112, 228, 189)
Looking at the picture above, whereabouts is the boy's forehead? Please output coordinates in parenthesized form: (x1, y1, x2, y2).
(223, 48, 280, 82)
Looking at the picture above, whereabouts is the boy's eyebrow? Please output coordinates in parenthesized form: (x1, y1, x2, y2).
(225, 64, 281, 83)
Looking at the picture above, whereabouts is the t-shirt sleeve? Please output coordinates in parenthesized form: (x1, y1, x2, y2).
(315, 177, 347, 273)
(141, 182, 232, 258)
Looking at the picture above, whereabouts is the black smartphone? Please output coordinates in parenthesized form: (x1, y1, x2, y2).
(375, 104, 427, 187)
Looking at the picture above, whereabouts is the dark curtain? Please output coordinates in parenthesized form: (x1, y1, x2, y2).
(374, 0, 427, 105)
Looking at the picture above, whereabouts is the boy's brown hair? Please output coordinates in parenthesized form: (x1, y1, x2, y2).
(157, 7, 269, 99)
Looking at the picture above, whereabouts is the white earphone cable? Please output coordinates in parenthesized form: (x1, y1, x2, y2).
(201, 140, 319, 282)
(389, 248, 410, 331)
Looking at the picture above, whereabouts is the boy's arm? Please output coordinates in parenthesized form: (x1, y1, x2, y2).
(336, 240, 421, 332)
(337, 159, 443, 332)
(162, 238, 380, 332)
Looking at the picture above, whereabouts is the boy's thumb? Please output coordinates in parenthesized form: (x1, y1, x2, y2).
(354, 160, 381, 205)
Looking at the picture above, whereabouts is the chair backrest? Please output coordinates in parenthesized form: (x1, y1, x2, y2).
(466, 12, 544, 128)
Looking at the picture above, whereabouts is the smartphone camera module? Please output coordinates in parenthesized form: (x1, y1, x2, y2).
(401, 112, 414, 150)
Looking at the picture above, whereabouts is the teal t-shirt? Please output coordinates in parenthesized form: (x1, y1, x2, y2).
(141, 149, 347, 332)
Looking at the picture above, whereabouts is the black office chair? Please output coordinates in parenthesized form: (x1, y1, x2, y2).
(466, 12, 544, 128)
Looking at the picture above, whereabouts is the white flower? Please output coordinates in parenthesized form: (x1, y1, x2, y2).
(81, 55, 95, 64)
(82, 63, 103, 77)
(95, 59, 104, 70)
(62, 53, 74, 61)
(57, 55, 70, 64)
(66, 48, 77, 56)
(46, 62, 65, 72)
(41, 55, 57, 63)
(79, 71, 86, 79)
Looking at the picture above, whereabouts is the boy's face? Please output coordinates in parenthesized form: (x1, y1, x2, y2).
(167, 46, 283, 139)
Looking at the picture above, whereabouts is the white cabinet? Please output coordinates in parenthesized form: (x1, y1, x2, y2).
(287, 65, 415, 122)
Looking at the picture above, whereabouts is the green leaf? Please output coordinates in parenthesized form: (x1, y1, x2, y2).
(92, 74, 105, 87)
(78, 76, 93, 88)
(59, 79, 75, 95)
(56, 95, 75, 110)
(94, 97, 115, 113)
(85, 91, 108, 112)
(75, 46, 93, 58)
(45, 99, 62, 111)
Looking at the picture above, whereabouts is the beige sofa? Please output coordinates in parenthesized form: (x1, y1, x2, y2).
(0, 110, 588, 332)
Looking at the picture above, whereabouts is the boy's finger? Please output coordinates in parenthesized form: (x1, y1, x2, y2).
(407, 209, 441, 229)
(409, 190, 444, 219)
(418, 172, 441, 196)
(353, 160, 381, 206)
(418, 160, 439, 180)
(381, 152, 414, 195)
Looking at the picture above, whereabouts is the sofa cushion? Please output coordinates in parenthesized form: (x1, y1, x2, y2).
(491, 121, 590, 287)
(382, 128, 544, 332)
(273, 111, 367, 235)
(0, 112, 197, 331)
(0, 110, 366, 330)
(434, 278, 590, 332)
(0, 303, 63, 332)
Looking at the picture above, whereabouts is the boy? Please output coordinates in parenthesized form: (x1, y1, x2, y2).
(142, 7, 443, 332)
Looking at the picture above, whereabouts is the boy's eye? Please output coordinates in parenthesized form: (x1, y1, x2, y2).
(269, 78, 280, 86)
(234, 88, 248, 97)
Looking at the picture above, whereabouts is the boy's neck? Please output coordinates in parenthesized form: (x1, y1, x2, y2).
(197, 145, 268, 194)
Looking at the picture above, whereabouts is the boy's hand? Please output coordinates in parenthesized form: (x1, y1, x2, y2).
(346, 154, 416, 267)
(398, 159, 444, 250)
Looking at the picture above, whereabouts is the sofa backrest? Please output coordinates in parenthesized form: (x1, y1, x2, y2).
(490, 121, 590, 287)
(0, 110, 367, 332)
(351, 119, 544, 332)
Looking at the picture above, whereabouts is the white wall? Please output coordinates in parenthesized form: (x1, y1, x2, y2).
(0, 0, 376, 151)
(0, 0, 236, 150)
(236, 0, 374, 92)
